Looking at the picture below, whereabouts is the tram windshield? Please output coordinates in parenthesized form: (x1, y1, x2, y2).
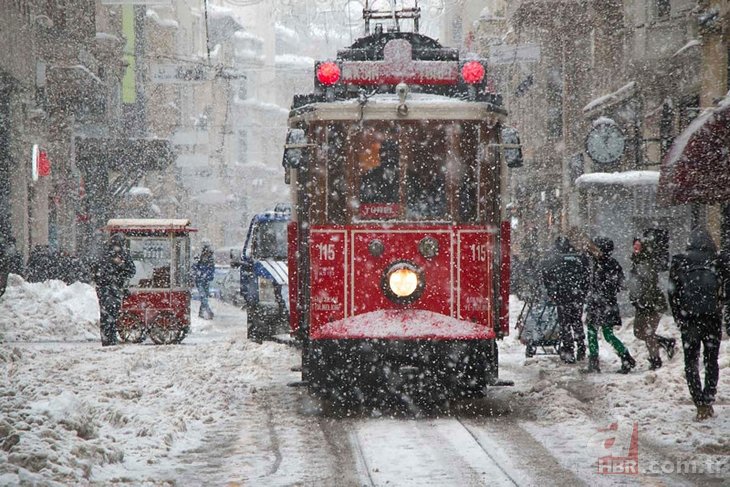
(252, 221, 288, 260)
(325, 121, 480, 223)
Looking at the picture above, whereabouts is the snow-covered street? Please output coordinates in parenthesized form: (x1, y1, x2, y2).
(1, 278, 728, 486)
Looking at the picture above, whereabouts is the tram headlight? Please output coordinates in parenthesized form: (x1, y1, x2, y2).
(382, 261, 425, 304)
(389, 268, 418, 297)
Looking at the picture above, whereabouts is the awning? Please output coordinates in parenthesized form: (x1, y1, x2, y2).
(657, 96, 730, 206)
(75, 136, 176, 172)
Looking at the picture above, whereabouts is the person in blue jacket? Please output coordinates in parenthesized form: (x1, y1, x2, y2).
(193, 241, 215, 319)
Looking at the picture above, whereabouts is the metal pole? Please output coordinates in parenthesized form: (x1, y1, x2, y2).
(203, 0, 211, 64)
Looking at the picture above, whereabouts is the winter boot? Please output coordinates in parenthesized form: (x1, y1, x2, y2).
(580, 356, 601, 373)
(648, 356, 662, 371)
(658, 336, 676, 360)
(560, 349, 576, 364)
(695, 405, 714, 421)
(617, 352, 636, 374)
(575, 343, 587, 362)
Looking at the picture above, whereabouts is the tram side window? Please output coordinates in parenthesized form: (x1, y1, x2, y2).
(406, 132, 447, 220)
(457, 123, 480, 223)
(327, 125, 347, 224)
(359, 139, 400, 204)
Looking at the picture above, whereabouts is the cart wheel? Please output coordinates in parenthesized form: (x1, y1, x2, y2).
(117, 311, 147, 344)
(525, 345, 536, 358)
(174, 325, 190, 344)
(149, 311, 180, 345)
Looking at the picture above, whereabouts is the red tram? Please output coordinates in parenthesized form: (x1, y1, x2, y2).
(283, 6, 521, 400)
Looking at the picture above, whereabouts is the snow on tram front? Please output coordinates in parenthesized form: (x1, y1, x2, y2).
(282, 12, 522, 401)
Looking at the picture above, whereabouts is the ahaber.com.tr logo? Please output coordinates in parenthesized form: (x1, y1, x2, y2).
(586, 421, 640, 475)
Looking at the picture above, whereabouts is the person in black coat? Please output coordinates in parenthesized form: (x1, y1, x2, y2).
(0, 241, 8, 299)
(541, 235, 590, 363)
(583, 237, 636, 374)
(92, 233, 136, 346)
(668, 228, 724, 421)
(26, 244, 54, 282)
(3, 237, 24, 278)
(628, 237, 676, 370)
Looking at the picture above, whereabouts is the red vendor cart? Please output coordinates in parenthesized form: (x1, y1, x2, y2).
(105, 219, 196, 344)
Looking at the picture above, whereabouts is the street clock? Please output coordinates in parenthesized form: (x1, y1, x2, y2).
(585, 120, 626, 165)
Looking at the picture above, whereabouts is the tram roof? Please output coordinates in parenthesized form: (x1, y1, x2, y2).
(288, 93, 506, 124)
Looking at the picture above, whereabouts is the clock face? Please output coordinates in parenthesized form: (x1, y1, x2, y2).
(585, 122, 625, 165)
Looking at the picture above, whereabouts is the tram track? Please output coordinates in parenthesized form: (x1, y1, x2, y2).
(339, 413, 528, 486)
(453, 417, 521, 486)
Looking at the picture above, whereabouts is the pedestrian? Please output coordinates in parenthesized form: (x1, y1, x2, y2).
(193, 241, 215, 320)
(541, 234, 590, 363)
(627, 236, 676, 370)
(3, 236, 24, 278)
(92, 233, 136, 346)
(583, 236, 636, 374)
(26, 244, 53, 282)
(668, 228, 724, 421)
(0, 240, 8, 298)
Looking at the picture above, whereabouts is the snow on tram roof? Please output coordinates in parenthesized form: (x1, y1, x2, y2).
(106, 218, 192, 229)
(290, 93, 505, 122)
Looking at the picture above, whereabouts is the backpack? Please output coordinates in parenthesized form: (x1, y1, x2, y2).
(678, 263, 720, 316)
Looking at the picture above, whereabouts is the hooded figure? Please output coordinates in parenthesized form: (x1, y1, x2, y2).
(541, 235, 590, 363)
(582, 236, 636, 375)
(668, 227, 723, 421)
(92, 233, 136, 346)
(192, 241, 215, 319)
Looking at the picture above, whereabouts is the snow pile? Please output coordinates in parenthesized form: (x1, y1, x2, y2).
(503, 295, 730, 477)
(0, 301, 297, 484)
(0, 275, 99, 342)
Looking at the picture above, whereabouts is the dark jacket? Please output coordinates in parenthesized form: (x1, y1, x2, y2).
(192, 248, 215, 286)
(0, 245, 8, 298)
(26, 245, 55, 282)
(93, 241, 136, 289)
(628, 248, 666, 313)
(586, 241, 624, 328)
(541, 237, 590, 305)
(668, 229, 722, 322)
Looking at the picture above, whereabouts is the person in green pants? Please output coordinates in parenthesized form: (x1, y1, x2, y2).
(583, 237, 636, 374)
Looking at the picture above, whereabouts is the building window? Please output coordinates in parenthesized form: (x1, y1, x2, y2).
(238, 130, 248, 161)
(679, 95, 700, 130)
(660, 102, 674, 158)
(546, 67, 563, 138)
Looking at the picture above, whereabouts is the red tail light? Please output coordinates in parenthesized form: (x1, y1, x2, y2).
(461, 61, 485, 84)
(317, 62, 341, 86)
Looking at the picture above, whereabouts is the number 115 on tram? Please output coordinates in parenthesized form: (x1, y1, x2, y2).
(281, 29, 522, 400)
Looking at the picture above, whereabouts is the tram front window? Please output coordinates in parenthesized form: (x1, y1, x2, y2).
(359, 139, 399, 204)
(342, 121, 478, 223)
(406, 131, 447, 219)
